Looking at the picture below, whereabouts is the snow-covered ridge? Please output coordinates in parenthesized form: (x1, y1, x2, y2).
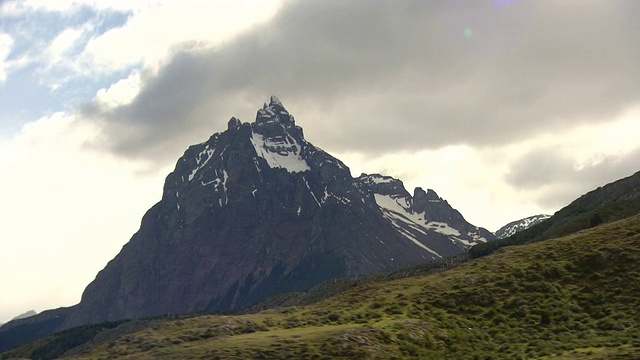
(250, 132, 310, 173)
(373, 194, 468, 239)
(495, 214, 551, 239)
(372, 187, 491, 254)
(359, 174, 397, 185)
(373, 194, 441, 258)
(374, 193, 412, 215)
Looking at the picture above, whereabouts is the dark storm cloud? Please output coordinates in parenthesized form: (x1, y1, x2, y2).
(82, 0, 640, 162)
(506, 147, 640, 209)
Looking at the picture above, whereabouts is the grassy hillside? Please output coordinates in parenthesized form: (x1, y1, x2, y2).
(5, 214, 640, 359)
(470, 171, 640, 258)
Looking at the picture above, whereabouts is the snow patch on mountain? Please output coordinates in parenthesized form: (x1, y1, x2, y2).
(374, 194, 413, 215)
(469, 231, 489, 243)
(188, 145, 216, 181)
(426, 221, 461, 236)
(392, 224, 442, 258)
(303, 176, 321, 207)
(495, 214, 551, 239)
(374, 194, 442, 257)
(250, 132, 310, 173)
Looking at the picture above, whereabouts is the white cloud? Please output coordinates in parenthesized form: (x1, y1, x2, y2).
(80, 0, 283, 74)
(1, 0, 283, 101)
(42, 22, 96, 91)
(47, 27, 86, 64)
(336, 109, 640, 232)
(94, 71, 142, 107)
(0, 33, 14, 83)
(0, 0, 143, 14)
(0, 113, 168, 322)
(337, 146, 543, 232)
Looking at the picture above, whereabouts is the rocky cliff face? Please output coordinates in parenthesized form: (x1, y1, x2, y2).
(15, 98, 495, 333)
(356, 174, 493, 254)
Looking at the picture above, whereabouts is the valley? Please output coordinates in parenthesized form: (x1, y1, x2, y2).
(5, 214, 639, 359)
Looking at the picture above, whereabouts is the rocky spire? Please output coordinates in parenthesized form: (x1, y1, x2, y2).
(227, 117, 241, 130)
(269, 95, 282, 106)
(255, 95, 295, 127)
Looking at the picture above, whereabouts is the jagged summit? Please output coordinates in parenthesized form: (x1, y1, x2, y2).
(269, 95, 283, 106)
(357, 174, 411, 197)
(2, 97, 495, 343)
(416, 187, 441, 202)
(358, 173, 394, 182)
(227, 117, 241, 130)
(255, 95, 295, 128)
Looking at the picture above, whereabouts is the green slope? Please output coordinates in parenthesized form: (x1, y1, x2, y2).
(6, 214, 640, 359)
(470, 170, 640, 258)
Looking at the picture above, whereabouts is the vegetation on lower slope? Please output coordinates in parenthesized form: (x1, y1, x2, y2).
(5, 214, 640, 359)
(242, 254, 469, 313)
(470, 171, 640, 258)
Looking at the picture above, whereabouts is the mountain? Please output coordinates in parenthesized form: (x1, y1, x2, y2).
(470, 169, 640, 258)
(0, 97, 492, 351)
(494, 214, 551, 239)
(0, 307, 71, 354)
(64, 96, 492, 328)
(10, 311, 37, 322)
(6, 213, 640, 359)
(356, 174, 493, 251)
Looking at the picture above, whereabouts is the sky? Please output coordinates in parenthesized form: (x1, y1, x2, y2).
(0, 0, 639, 323)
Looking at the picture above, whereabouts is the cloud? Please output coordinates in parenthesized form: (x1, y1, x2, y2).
(0, 113, 166, 322)
(338, 108, 640, 230)
(0, 33, 14, 82)
(47, 26, 86, 64)
(335, 144, 552, 232)
(506, 146, 640, 210)
(79, 0, 283, 74)
(0, 0, 138, 14)
(94, 71, 141, 107)
(76, 0, 640, 166)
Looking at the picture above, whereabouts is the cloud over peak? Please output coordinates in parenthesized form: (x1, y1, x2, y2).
(78, 1, 640, 165)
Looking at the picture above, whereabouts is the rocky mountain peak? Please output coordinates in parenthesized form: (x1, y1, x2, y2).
(251, 97, 307, 168)
(11, 310, 37, 321)
(227, 116, 242, 130)
(256, 95, 295, 128)
(425, 188, 441, 201)
(269, 95, 283, 107)
(413, 187, 444, 213)
(356, 174, 411, 198)
(12, 97, 495, 337)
